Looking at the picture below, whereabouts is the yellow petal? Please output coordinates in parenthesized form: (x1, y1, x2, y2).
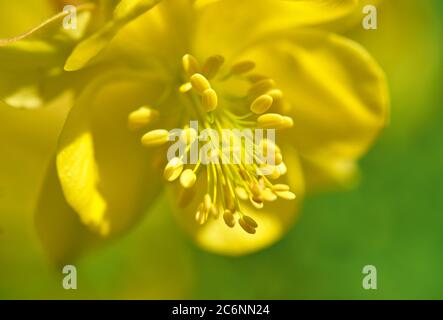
(35, 160, 100, 265)
(0, 4, 95, 108)
(194, 0, 358, 57)
(65, 0, 160, 71)
(56, 70, 166, 236)
(170, 146, 305, 256)
(240, 30, 389, 191)
(99, 0, 200, 72)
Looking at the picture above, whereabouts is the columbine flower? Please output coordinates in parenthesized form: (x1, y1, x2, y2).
(2, 0, 388, 262)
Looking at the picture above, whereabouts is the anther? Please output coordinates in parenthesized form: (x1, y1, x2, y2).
(250, 197, 264, 209)
(275, 152, 283, 165)
(164, 157, 184, 182)
(239, 215, 258, 234)
(141, 129, 169, 147)
(248, 79, 276, 98)
(262, 188, 278, 202)
(277, 162, 287, 175)
(203, 194, 212, 211)
(202, 88, 218, 112)
(250, 182, 263, 199)
(267, 89, 283, 101)
(275, 190, 296, 200)
(183, 54, 201, 77)
(179, 82, 193, 93)
(180, 169, 197, 189)
(269, 166, 281, 180)
(223, 210, 236, 228)
(128, 106, 159, 130)
(272, 184, 290, 192)
(230, 61, 256, 75)
(235, 187, 249, 201)
(190, 73, 211, 95)
(250, 94, 273, 114)
(257, 113, 283, 129)
(280, 116, 294, 129)
(257, 113, 294, 130)
(243, 215, 258, 228)
(202, 55, 225, 80)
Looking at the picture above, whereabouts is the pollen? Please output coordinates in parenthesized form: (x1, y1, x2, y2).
(130, 53, 298, 235)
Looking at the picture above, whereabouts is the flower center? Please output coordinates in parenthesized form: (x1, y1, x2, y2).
(128, 54, 296, 234)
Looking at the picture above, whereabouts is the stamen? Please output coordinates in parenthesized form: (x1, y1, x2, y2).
(179, 82, 193, 93)
(164, 157, 184, 182)
(269, 166, 281, 180)
(183, 54, 201, 77)
(250, 94, 273, 114)
(202, 88, 218, 112)
(257, 113, 294, 129)
(262, 188, 278, 202)
(230, 61, 256, 75)
(267, 89, 283, 101)
(275, 152, 283, 165)
(190, 73, 211, 95)
(277, 162, 287, 175)
(132, 53, 299, 235)
(128, 106, 159, 130)
(281, 116, 294, 129)
(223, 209, 236, 228)
(202, 55, 225, 80)
(203, 194, 212, 211)
(272, 184, 290, 192)
(141, 129, 169, 147)
(235, 187, 249, 201)
(180, 169, 197, 189)
(275, 190, 296, 200)
(239, 215, 258, 234)
(248, 79, 276, 98)
(257, 113, 284, 128)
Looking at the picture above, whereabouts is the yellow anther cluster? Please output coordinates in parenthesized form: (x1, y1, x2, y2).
(128, 54, 297, 235)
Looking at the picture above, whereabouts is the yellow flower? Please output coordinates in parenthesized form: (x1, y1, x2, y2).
(2, 0, 389, 261)
(0, 0, 159, 108)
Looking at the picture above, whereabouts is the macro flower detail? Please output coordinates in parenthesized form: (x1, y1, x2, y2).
(1, 0, 389, 262)
(133, 53, 297, 234)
